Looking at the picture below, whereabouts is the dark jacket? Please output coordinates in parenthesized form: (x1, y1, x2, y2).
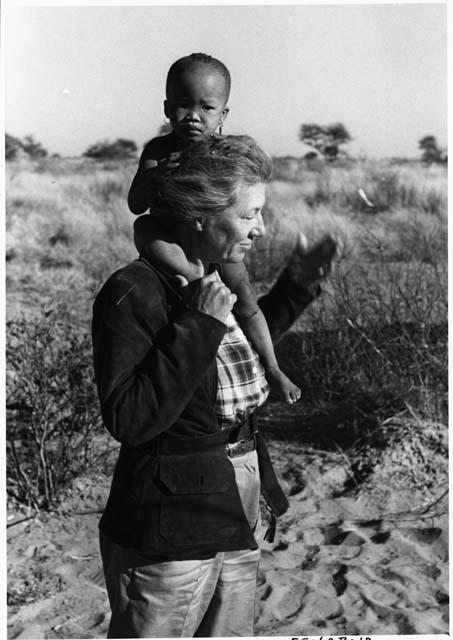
(92, 257, 317, 559)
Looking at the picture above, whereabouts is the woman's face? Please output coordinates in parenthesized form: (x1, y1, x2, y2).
(198, 182, 266, 263)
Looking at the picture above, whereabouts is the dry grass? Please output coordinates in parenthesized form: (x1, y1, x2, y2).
(5, 156, 448, 509)
(6, 159, 137, 319)
(248, 161, 447, 503)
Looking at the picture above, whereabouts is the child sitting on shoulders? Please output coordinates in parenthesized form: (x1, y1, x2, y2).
(129, 53, 334, 405)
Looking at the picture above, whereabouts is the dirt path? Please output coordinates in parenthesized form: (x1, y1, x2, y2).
(7, 446, 449, 638)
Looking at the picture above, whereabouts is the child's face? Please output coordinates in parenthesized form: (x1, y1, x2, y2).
(164, 66, 229, 144)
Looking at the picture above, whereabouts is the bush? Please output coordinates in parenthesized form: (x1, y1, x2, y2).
(275, 249, 447, 424)
(6, 134, 25, 160)
(269, 252, 447, 497)
(5, 133, 48, 160)
(83, 138, 138, 160)
(6, 305, 103, 510)
(22, 135, 48, 159)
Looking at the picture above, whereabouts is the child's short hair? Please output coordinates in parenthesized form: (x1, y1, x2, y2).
(166, 53, 231, 101)
(148, 134, 272, 224)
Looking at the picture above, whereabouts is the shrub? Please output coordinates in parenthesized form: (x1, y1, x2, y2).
(22, 135, 48, 159)
(6, 304, 102, 510)
(272, 157, 303, 182)
(5, 133, 48, 160)
(6, 134, 25, 160)
(83, 138, 138, 160)
(276, 251, 447, 424)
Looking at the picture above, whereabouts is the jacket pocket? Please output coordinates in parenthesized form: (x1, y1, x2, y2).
(157, 450, 239, 548)
(159, 451, 230, 494)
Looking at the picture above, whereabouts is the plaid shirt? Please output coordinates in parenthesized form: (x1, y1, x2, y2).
(215, 310, 269, 427)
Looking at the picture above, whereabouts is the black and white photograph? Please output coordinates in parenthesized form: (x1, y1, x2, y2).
(4, 2, 448, 638)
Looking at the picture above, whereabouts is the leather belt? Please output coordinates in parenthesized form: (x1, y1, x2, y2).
(143, 416, 257, 457)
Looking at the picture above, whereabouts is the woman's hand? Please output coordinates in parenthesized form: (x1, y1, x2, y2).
(178, 272, 237, 324)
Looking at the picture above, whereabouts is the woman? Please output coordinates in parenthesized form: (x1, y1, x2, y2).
(92, 135, 324, 638)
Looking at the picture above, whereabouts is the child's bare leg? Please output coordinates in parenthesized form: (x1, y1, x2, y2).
(222, 263, 302, 406)
(266, 367, 301, 405)
(237, 306, 301, 406)
(134, 215, 203, 281)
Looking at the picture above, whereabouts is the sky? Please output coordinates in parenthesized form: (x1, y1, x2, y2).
(3, 2, 447, 159)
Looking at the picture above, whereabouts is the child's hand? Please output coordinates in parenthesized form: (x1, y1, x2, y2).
(267, 368, 301, 405)
(157, 152, 181, 176)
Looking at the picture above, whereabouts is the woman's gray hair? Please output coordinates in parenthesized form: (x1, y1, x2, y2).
(149, 135, 272, 223)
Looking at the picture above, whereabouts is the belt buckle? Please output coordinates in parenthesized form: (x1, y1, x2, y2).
(226, 435, 255, 458)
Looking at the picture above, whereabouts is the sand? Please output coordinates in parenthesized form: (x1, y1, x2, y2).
(7, 438, 448, 639)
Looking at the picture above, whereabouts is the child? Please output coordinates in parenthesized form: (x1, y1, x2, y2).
(129, 53, 303, 403)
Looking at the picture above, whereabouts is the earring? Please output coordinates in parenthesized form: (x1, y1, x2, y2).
(163, 116, 170, 124)
(218, 120, 224, 135)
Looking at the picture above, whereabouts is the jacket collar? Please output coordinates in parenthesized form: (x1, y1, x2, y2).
(138, 255, 220, 301)
(138, 256, 184, 303)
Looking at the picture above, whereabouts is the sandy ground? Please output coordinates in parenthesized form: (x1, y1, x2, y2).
(7, 435, 449, 639)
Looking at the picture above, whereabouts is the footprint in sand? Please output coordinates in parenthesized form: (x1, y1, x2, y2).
(399, 527, 442, 544)
(332, 564, 348, 596)
(258, 499, 448, 636)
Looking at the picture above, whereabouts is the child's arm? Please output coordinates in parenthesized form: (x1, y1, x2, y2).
(128, 141, 159, 215)
(222, 262, 302, 405)
(128, 136, 179, 215)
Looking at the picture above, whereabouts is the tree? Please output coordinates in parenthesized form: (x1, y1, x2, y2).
(5, 133, 24, 160)
(418, 135, 443, 165)
(299, 122, 351, 161)
(22, 135, 48, 158)
(83, 138, 138, 160)
(5, 133, 47, 160)
(299, 124, 327, 155)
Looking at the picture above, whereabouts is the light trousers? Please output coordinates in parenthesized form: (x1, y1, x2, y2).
(101, 449, 261, 638)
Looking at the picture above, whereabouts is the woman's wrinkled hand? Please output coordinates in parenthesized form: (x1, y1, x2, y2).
(177, 272, 236, 324)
